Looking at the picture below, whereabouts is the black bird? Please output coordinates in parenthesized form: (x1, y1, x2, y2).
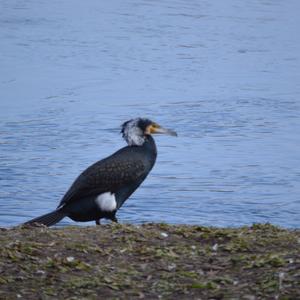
(25, 118, 177, 227)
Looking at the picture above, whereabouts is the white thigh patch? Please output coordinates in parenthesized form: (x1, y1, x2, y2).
(95, 192, 117, 212)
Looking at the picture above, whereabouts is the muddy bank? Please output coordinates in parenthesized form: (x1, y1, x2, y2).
(0, 223, 299, 299)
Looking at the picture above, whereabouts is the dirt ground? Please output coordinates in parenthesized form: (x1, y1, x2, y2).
(0, 223, 299, 299)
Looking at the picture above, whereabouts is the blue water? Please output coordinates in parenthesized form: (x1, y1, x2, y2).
(0, 0, 300, 227)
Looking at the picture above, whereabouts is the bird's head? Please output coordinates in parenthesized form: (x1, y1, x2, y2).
(121, 118, 177, 146)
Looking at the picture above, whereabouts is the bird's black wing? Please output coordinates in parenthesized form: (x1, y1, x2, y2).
(58, 152, 146, 208)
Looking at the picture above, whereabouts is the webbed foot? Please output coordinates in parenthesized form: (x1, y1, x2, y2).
(111, 216, 118, 223)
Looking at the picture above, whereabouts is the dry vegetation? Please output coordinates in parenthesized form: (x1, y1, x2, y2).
(0, 223, 300, 299)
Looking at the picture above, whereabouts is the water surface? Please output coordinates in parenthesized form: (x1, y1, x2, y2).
(0, 0, 300, 227)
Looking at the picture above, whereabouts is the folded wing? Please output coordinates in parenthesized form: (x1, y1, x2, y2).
(58, 154, 146, 208)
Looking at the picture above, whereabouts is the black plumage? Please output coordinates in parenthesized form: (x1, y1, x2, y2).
(25, 118, 177, 227)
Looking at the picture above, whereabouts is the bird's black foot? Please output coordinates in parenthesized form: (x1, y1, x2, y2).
(111, 216, 118, 223)
(95, 219, 101, 225)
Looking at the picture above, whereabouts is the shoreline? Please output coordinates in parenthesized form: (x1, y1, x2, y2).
(1, 223, 299, 299)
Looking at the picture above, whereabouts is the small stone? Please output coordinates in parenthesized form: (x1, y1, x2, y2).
(279, 272, 285, 290)
(160, 232, 168, 238)
(167, 263, 176, 271)
(212, 243, 218, 251)
(66, 256, 75, 262)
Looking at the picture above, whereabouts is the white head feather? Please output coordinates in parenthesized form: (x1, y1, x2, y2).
(121, 118, 149, 146)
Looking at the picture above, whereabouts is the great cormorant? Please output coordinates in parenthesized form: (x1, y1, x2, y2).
(25, 118, 177, 227)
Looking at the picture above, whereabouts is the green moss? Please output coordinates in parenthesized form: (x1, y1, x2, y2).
(223, 237, 251, 252)
(190, 281, 219, 290)
(247, 254, 286, 268)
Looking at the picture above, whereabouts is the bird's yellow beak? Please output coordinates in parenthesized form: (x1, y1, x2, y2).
(146, 123, 177, 136)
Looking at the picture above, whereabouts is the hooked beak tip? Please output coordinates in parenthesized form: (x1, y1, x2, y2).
(169, 130, 178, 137)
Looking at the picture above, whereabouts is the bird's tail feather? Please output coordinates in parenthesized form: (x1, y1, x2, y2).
(25, 210, 66, 227)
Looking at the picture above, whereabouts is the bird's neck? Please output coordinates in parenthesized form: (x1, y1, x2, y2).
(126, 135, 157, 161)
(142, 135, 157, 163)
(144, 135, 157, 151)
